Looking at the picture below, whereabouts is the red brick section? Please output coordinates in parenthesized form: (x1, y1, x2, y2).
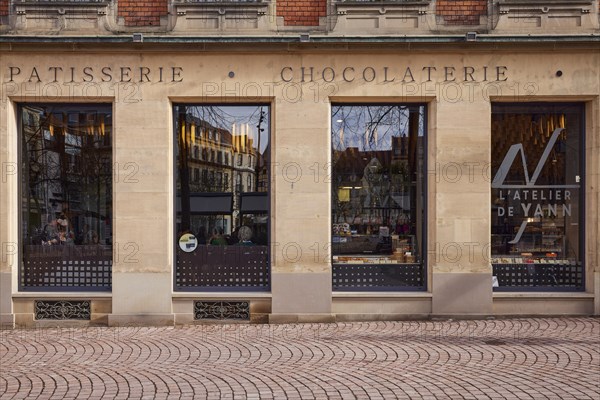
(0, 0, 9, 17)
(118, 0, 168, 27)
(437, 0, 487, 25)
(277, 0, 327, 26)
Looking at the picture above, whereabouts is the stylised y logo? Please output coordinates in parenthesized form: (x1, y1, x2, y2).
(492, 128, 579, 243)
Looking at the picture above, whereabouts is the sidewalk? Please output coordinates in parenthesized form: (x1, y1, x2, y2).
(1, 318, 599, 399)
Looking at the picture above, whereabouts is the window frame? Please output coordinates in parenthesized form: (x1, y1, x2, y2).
(17, 102, 114, 292)
(172, 103, 272, 292)
(490, 102, 586, 292)
(330, 103, 428, 292)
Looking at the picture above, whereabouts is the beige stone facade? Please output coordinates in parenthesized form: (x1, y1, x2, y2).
(0, 0, 599, 327)
(1, 45, 598, 327)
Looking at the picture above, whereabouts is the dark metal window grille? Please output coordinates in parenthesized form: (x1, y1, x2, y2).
(333, 263, 425, 290)
(176, 246, 269, 290)
(493, 262, 583, 290)
(21, 246, 112, 290)
(194, 301, 250, 320)
(34, 300, 91, 320)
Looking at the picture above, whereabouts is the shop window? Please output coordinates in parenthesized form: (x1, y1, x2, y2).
(491, 104, 584, 291)
(175, 105, 270, 291)
(19, 104, 113, 290)
(331, 105, 427, 290)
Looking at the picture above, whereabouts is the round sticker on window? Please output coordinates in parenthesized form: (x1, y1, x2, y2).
(179, 233, 198, 253)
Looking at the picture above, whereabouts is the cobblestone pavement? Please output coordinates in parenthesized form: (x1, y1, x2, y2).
(1, 318, 599, 399)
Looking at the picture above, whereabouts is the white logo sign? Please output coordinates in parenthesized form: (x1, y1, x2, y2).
(492, 128, 579, 244)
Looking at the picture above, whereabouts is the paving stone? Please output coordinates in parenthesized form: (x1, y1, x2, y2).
(0, 318, 599, 399)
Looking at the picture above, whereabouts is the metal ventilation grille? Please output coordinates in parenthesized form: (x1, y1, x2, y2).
(34, 300, 91, 320)
(194, 301, 250, 320)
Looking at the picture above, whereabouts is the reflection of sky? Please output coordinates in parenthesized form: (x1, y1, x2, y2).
(184, 105, 270, 154)
(332, 106, 424, 151)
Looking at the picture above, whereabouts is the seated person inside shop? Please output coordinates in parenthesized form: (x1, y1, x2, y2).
(42, 215, 74, 245)
(236, 226, 255, 246)
(209, 227, 228, 246)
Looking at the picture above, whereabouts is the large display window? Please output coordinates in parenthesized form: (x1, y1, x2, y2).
(491, 103, 584, 290)
(19, 104, 113, 290)
(331, 104, 427, 290)
(174, 105, 270, 291)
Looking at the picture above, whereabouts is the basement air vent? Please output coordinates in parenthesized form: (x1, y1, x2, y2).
(194, 301, 250, 320)
(34, 300, 91, 320)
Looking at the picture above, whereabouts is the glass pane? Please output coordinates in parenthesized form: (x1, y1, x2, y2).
(331, 105, 426, 289)
(20, 104, 113, 290)
(491, 104, 584, 290)
(175, 105, 270, 290)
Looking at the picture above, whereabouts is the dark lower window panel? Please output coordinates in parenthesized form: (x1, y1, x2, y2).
(176, 246, 269, 290)
(333, 263, 425, 291)
(21, 245, 112, 290)
(492, 263, 584, 290)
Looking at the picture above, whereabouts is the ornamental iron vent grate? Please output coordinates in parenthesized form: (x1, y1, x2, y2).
(34, 300, 91, 320)
(333, 263, 425, 290)
(492, 263, 583, 290)
(194, 301, 250, 320)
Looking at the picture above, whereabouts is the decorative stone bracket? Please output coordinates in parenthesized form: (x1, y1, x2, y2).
(330, 0, 432, 34)
(494, 0, 599, 32)
(172, 0, 273, 33)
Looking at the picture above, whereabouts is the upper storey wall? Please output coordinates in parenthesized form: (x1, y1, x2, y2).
(0, 0, 598, 36)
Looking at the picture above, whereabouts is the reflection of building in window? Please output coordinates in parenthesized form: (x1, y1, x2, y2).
(176, 106, 269, 244)
(21, 104, 113, 251)
(178, 114, 235, 193)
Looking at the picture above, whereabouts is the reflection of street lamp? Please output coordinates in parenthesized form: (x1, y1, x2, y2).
(255, 108, 266, 191)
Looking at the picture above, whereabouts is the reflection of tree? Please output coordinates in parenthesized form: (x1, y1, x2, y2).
(331, 105, 421, 230)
